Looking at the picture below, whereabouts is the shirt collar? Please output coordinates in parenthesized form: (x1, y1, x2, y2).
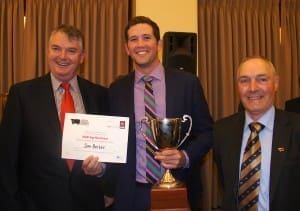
(50, 73, 79, 92)
(244, 106, 275, 131)
(135, 63, 164, 83)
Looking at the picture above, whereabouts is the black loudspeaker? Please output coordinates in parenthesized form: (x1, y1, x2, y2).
(162, 32, 197, 75)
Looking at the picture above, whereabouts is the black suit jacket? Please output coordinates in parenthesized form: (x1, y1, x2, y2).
(108, 68, 213, 211)
(213, 109, 300, 211)
(0, 74, 109, 211)
(285, 97, 300, 113)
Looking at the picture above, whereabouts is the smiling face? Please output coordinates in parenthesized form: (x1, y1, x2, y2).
(47, 31, 85, 82)
(237, 58, 279, 121)
(124, 23, 162, 74)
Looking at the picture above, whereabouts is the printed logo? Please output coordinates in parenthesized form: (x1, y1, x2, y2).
(70, 119, 89, 125)
(120, 121, 125, 129)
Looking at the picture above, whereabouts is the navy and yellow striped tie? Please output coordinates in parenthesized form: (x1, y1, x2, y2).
(143, 75, 162, 184)
(238, 122, 264, 210)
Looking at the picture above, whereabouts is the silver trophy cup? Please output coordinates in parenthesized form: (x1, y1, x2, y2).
(141, 115, 192, 188)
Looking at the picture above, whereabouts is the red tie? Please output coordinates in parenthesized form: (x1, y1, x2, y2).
(60, 82, 75, 171)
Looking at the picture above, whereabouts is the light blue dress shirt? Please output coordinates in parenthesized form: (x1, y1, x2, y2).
(240, 106, 275, 211)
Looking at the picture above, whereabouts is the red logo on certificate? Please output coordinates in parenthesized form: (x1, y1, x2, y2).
(120, 121, 125, 129)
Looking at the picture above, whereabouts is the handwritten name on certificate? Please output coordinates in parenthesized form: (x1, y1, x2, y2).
(62, 113, 129, 163)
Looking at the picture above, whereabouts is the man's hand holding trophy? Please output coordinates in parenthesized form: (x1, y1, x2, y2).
(140, 114, 192, 188)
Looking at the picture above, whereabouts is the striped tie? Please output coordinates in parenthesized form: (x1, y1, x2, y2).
(143, 75, 162, 184)
(238, 122, 264, 210)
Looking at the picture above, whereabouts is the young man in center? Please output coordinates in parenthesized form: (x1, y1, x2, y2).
(109, 16, 213, 211)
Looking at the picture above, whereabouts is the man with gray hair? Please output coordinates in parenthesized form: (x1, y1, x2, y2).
(213, 56, 300, 211)
(0, 24, 112, 211)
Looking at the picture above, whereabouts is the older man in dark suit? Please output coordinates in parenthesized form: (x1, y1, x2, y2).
(213, 56, 300, 211)
(0, 25, 112, 211)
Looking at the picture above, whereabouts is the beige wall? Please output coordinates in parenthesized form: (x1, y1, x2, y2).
(133, 0, 198, 59)
(134, 0, 197, 35)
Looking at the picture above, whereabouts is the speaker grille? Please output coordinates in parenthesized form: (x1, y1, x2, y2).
(162, 32, 197, 75)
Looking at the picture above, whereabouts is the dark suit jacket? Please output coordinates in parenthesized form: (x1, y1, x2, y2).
(0, 74, 110, 211)
(108, 68, 213, 211)
(213, 109, 300, 211)
(285, 97, 300, 113)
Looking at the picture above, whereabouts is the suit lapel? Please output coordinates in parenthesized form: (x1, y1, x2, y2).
(126, 73, 137, 172)
(230, 114, 246, 200)
(125, 72, 135, 120)
(39, 74, 61, 136)
(165, 70, 178, 117)
(269, 110, 290, 202)
(77, 77, 89, 112)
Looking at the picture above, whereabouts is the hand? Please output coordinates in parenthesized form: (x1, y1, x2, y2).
(82, 155, 103, 176)
(154, 148, 186, 169)
(104, 195, 114, 207)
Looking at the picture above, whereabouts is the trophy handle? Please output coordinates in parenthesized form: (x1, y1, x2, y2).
(140, 116, 159, 150)
(177, 114, 192, 148)
(140, 116, 148, 134)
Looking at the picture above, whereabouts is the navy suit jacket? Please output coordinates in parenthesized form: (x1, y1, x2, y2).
(213, 109, 300, 211)
(285, 97, 300, 113)
(0, 74, 110, 211)
(108, 68, 213, 211)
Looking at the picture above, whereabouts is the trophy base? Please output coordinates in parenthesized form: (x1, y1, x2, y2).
(158, 169, 184, 188)
(150, 184, 190, 211)
(157, 180, 184, 189)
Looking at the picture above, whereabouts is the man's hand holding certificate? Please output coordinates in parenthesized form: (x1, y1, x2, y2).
(62, 113, 129, 163)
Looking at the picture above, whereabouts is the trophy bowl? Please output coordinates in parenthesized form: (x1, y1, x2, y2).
(141, 115, 192, 188)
